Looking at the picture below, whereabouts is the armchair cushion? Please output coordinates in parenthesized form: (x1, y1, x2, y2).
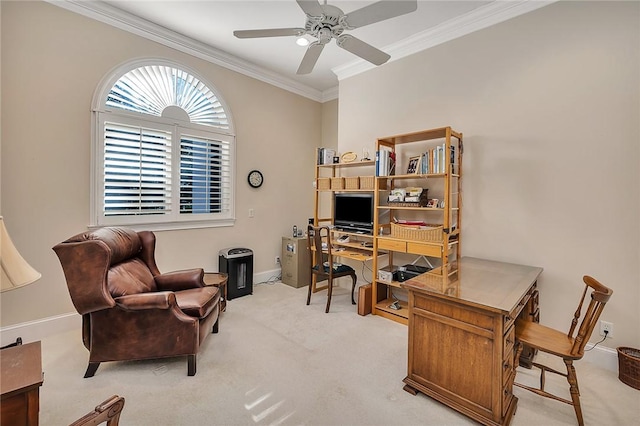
(108, 259, 157, 296)
(174, 287, 220, 319)
(114, 292, 176, 311)
(155, 269, 204, 292)
(76, 227, 143, 265)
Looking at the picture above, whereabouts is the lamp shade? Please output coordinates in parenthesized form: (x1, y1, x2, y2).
(0, 216, 41, 291)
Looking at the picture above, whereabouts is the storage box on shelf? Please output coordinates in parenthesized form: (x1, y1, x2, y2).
(372, 126, 464, 324)
(317, 177, 331, 190)
(359, 176, 375, 190)
(330, 177, 345, 190)
(314, 160, 376, 192)
(344, 176, 360, 189)
(390, 223, 442, 242)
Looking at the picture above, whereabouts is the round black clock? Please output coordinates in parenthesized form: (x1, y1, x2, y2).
(247, 170, 264, 188)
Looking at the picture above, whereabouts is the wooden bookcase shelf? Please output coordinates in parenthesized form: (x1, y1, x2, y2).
(372, 126, 464, 324)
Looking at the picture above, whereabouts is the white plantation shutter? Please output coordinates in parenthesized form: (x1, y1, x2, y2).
(92, 61, 235, 228)
(180, 133, 232, 215)
(103, 122, 172, 216)
(106, 65, 229, 130)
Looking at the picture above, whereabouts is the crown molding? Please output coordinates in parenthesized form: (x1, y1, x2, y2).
(321, 86, 339, 103)
(45, 0, 326, 102)
(332, 0, 556, 81)
(46, 0, 554, 102)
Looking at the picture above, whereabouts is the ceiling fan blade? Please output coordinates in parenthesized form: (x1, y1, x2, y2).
(337, 35, 390, 66)
(297, 42, 325, 75)
(234, 28, 305, 39)
(343, 0, 418, 29)
(296, 0, 324, 17)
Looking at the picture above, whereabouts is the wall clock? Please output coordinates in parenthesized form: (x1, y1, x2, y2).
(247, 170, 264, 188)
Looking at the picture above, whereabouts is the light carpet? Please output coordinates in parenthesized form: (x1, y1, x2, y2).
(39, 282, 638, 425)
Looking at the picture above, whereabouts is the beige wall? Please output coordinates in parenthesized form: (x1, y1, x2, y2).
(0, 1, 324, 326)
(339, 1, 640, 348)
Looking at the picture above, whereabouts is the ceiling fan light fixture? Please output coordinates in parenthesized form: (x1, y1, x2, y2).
(296, 36, 310, 46)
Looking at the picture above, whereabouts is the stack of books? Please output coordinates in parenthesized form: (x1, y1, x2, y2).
(419, 144, 455, 174)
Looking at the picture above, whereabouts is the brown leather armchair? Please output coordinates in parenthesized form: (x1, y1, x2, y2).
(53, 227, 220, 378)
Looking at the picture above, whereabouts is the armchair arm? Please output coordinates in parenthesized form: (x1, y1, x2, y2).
(114, 292, 176, 311)
(155, 268, 204, 291)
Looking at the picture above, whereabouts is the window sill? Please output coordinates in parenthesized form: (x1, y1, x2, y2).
(88, 218, 235, 232)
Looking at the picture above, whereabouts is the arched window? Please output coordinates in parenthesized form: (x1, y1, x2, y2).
(91, 60, 235, 229)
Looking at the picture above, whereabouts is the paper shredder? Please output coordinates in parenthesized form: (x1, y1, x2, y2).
(218, 248, 253, 300)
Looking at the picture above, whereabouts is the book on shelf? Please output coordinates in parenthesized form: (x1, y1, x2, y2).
(375, 149, 395, 176)
(418, 143, 455, 174)
(316, 147, 336, 165)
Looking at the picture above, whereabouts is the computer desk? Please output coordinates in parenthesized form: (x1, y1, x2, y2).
(308, 231, 378, 293)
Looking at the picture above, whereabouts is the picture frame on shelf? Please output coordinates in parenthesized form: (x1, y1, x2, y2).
(406, 156, 421, 174)
(341, 151, 357, 163)
(426, 198, 439, 208)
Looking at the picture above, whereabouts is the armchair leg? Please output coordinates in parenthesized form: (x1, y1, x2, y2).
(84, 362, 100, 378)
(188, 354, 196, 376)
(212, 318, 219, 334)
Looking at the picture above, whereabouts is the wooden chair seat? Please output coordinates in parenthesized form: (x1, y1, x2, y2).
(516, 320, 581, 360)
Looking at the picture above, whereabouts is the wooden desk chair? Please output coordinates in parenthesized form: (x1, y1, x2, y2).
(306, 225, 357, 313)
(514, 275, 613, 426)
(70, 395, 125, 426)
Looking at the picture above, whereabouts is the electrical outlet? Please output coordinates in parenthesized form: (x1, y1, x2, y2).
(600, 320, 613, 338)
(275, 256, 281, 265)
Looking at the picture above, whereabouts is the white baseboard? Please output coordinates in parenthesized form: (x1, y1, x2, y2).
(583, 343, 619, 372)
(255, 268, 281, 285)
(0, 312, 81, 347)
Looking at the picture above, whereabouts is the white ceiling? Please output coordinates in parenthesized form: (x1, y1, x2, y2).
(55, 0, 553, 101)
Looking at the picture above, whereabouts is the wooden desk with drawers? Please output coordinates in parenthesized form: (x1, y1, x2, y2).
(1, 341, 44, 426)
(401, 257, 542, 426)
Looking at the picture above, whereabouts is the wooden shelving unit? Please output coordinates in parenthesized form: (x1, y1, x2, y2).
(312, 159, 378, 292)
(372, 127, 464, 324)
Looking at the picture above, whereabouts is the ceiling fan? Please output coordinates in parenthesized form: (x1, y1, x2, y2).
(233, 0, 418, 74)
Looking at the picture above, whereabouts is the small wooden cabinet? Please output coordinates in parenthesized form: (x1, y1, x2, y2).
(203, 272, 228, 312)
(1, 341, 43, 426)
